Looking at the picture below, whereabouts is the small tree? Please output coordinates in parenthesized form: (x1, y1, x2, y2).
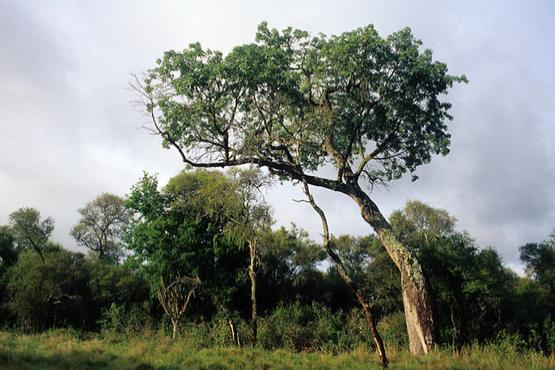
(520, 232, 555, 295)
(126, 170, 248, 333)
(7, 249, 91, 331)
(228, 167, 273, 345)
(301, 181, 388, 367)
(137, 23, 466, 354)
(9, 208, 54, 264)
(157, 275, 200, 338)
(71, 193, 129, 263)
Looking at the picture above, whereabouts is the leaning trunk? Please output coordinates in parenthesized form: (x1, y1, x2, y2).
(335, 260, 388, 367)
(301, 180, 388, 367)
(348, 186, 435, 355)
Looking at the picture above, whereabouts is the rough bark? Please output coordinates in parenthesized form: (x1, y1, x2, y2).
(301, 181, 388, 367)
(248, 240, 258, 346)
(346, 184, 435, 355)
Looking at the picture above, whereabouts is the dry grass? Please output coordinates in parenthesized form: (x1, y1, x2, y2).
(0, 330, 553, 369)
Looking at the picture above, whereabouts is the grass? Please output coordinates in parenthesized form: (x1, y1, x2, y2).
(0, 330, 553, 370)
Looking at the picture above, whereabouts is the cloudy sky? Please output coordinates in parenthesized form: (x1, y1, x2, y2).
(1, 0, 554, 273)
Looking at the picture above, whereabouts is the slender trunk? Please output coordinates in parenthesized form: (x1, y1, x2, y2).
(36, 248, 45, 264)
(335, 260, 388, 367)
(347, 184, 435, 355)
(228, 319, 236, 344)
(172, 319, 178, 339)
(301, 181, 388, 367)
(228, 319, 241, 346)
(248, 240, 258, 346)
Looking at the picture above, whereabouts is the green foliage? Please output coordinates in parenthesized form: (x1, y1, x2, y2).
(143, 23, 465, 186)
(389, 201, 517, 346)
(545, 317, 555, 354)
(258, 302, 339, 351)
(126, 170, 249, 317)
(88, 260, 150, 325)
(8, 208, 54, 262)
(4, 247, 150, 332)
(520, 232, 555, 294)
(376, 311, 408, 349)
(6, 250, 91, 331)
(71, 193, 130, 263)
(256, 226, 327, 310)
(0, 225, 17, 268)
(0, 225, 17, 326)
(97, 302, 152, 336)
(329, 234, 402, 316)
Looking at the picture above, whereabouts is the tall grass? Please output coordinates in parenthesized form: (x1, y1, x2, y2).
(0, 329, 553, 370)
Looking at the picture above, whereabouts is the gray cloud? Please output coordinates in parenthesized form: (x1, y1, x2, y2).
(1, 0, 554, 272)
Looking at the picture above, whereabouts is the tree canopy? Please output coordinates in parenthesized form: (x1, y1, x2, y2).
(71, 193, 130, 263)
(8, 208, 54, 264)
(138, 22, 466, 355)
(140, 23, 465, 187)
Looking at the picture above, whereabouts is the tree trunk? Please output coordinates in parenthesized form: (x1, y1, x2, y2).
(347, 185, 435, 355)
(336, 262, 388, 367)
(171, 319, 178, 339)
(248, 240, 258, 346)
(301, 181, 388, 367)
(228, 319, 241, 346)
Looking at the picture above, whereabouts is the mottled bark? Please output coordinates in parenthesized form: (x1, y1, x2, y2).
(301, 181, 388, 367)
(346, 184, 435, 355)
(153, 124, 436, 353)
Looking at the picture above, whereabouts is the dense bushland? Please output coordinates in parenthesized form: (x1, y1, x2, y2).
(1, 170, 554, 367)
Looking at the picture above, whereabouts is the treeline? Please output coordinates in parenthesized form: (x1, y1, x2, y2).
(0, 169, 554, 354)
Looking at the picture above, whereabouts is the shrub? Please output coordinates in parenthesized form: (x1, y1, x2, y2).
(6, 250, 91, 331)
(377, 311, 408, 349)
(544, 316, 555, 354)
(98, 302, 153, 336)
(258, 302, 345, 352)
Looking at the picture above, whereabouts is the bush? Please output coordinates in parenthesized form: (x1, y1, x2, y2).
(544, 316, 555, 354)
(336, 309, 375, 352)
(258, 302, 346, 352)
(88, 260, 150, 329)
(6, 250, 91, 331)
(98, 302, 153, 336)
(207, 315, 249, 347)
(377, 311, 408, 349)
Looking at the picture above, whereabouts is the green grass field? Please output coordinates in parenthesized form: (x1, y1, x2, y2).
(0, 330, 553, 370)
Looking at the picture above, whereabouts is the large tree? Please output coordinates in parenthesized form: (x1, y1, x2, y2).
(390, 201, 515, 346)
(137, 23, 466, 354)
(71, 193, 130, 263)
